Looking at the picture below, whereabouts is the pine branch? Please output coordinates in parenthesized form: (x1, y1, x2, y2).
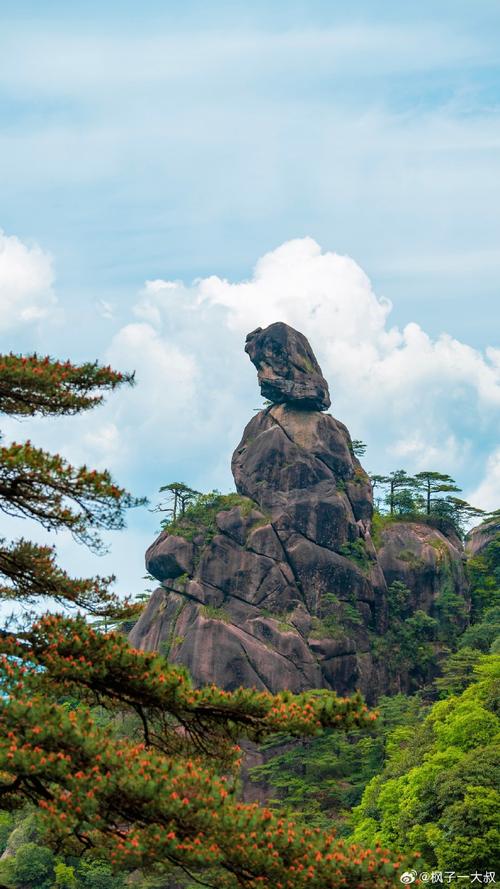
(0, 540, 139, 617)
(0, 354, 134, 417)
(0, 441, 146, 549)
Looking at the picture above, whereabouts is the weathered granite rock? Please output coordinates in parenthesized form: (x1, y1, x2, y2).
(145, 533, 195, 581)
(245, 322, 331, 410)
(130, 323, 470, 702)
(377, 521, 468, 625)
(131, 326, 389, 699)
(465, 516, 500, 558)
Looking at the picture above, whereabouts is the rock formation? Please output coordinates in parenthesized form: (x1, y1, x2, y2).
(245, 323, 331, 411)
(465, 515, 500, 558)
(377, 522, 468, 623)
(130, 321, 470, 701)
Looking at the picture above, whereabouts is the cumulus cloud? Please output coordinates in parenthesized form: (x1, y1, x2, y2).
(133, 238, 500, 490)
(0, 230, 56, 333)
(468, 448, 500, 511)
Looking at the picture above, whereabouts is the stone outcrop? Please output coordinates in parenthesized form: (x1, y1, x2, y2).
(465, 516, 500, 558)
(245, 322, 331, 411)
(377, 521, 469, 628)
(130, 322, 470, 702)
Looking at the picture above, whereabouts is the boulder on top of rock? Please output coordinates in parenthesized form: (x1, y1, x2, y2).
(245, 322, 331, 410)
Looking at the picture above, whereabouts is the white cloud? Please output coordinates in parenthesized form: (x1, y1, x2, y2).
(468, 448, 500, 512)
(133, 237, 500, 485)
(0, 230, 56, 334)
(388, 433, 469, 470)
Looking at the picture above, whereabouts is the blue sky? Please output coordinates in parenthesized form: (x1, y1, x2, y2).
(1, 1, 500, 599)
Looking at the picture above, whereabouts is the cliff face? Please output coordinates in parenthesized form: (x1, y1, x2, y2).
(465, 516, 500, 558)
(377, 522, 468, 622)
(130, 322, 469, 701)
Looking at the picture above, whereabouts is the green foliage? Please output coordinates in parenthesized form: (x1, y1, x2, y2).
(386, 581, 411, 620)
(371, 471, 421, 516)
(0, 811, 13, 854)
(0, 440, 145, 552)
(434, 647, 484, 697)
(339, 538, 371, 572)
(350, 440, 367, 458)
(0, 355, 143, 621)
(467, 531, 500, 620)
(370, 469, 485, 538)
(76, 859, 126, 889)
(0, 818, 128, 889)
(0, 353, 133, 417)
(0, 613, 404, 888)
(200, 604, 231, 622)
(351, 655, 500, 871)
(154, 482, 200, 522)
(414, 471, 461, 515)
(9, 841, 55, 887)
(53, 861, 78, 889)
(309, 614, 342, 640)
(370, 510, 397, 549)
(250, 695, 425, 833)
(372, 575, 439, 689)
(397, 548, 425, 569)
(434, 584, 468, 644)
(458, 606, 500, 653)
(161, 490, 256, 542)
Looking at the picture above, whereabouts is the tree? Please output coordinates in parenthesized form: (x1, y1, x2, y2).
(351, 440, 367, 458)
(370, 471, 419, 515)
(53, 860, 79, 889)
(414, 471, 461, 516)
(434, 647, 484, 697)
(351, 655, 500, 873)
(0, 351, 409, 888)
(430, 496, 485, 538)
(248, 694, 423, 834)
(0, 354, 145, 620)
(0, 617, 409, 888)
(457, 606, 500, 654)
(152, 482, 200, 523)
(390, 488, 421, 516)
(369, 468, 484, 536)
(468, 531, 500, 618)
(8, 841, 55, 887)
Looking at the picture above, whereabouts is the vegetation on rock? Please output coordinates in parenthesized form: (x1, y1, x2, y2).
(160, 489, 256, 543)
(370, 468, 486, 537)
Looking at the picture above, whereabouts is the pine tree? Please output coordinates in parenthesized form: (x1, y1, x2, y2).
(152, 482, 200, 522)
(0, 618, 410, 887)
(414, 471, 461, 515)
(370, 471, 419, 515)
(0, 353, 145, 618)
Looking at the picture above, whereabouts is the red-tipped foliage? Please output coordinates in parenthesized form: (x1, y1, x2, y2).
(0, 353, 143, 614)
(0, 617, 412, 887)
(0, 353, 133, 417)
